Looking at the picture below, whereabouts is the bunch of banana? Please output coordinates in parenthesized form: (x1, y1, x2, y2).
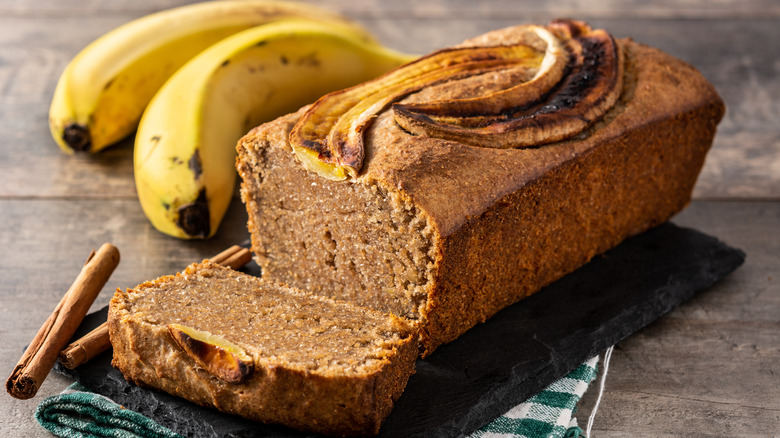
(49, 0, 376, 154)
(49, 0, 416, 238)
(135, 19, 415, 239)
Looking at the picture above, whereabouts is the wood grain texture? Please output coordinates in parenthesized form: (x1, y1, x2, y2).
(0, 198, 252, 428)
(2, 0, 780, 19)
(0, 0, 778, 436)
(577, 201, 780, 436)
(1, 11, 778, 199)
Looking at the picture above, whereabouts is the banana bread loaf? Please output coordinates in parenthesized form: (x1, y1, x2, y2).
(108, 260, 418, 437)
(236, 22, 725, 355)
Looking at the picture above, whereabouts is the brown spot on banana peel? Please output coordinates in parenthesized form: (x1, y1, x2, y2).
(62, 123, 91, 152)
(290, 44, 543, 178)
(393, 24, 624, 149)
(176, 188, 210, 239)
(295, 52, 320, 67)
(188, 149, 203, 179)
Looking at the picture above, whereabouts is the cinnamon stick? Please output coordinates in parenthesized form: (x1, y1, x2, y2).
(210, 244, 252, 268)
(6, 243, 120, 399)
(58, 244, 252, 369)
(58, 322, 112, 369)
(215, 247, 252, 270)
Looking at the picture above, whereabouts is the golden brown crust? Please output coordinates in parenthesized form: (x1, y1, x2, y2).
(360, 38, 722, 238)
(108, 261, 418, 436)
(237, 27, 724, 355)
(395, 39, 725, 352)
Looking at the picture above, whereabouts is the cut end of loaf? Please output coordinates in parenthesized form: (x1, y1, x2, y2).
(108, 260, 418, 436)
(112, 261, 416, 374)
(237, 118, 439, 324)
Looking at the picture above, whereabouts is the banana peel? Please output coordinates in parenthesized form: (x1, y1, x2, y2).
(48, 0, 376, 154)
(134, 19, 416, 239)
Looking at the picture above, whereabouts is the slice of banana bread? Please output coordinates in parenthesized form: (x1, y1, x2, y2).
(108, 260, 418, 437)
(236, 23, 725, 355)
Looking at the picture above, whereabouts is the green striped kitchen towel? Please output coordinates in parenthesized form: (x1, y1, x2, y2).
(36, 356, 599, 438)
(35, 382, 183, 438)
(470, 355, 600, 438)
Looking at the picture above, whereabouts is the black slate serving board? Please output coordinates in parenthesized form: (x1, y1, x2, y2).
(56, 222, 745, 437)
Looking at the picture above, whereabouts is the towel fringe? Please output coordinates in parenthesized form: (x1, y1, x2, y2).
(585, 345, 614, 437)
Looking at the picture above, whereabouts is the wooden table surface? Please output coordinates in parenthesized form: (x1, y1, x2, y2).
(1, 1, 778, 436)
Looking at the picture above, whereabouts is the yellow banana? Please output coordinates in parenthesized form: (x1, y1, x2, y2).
(134, 19, 416, 239)
(49, 0, 374, 154)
